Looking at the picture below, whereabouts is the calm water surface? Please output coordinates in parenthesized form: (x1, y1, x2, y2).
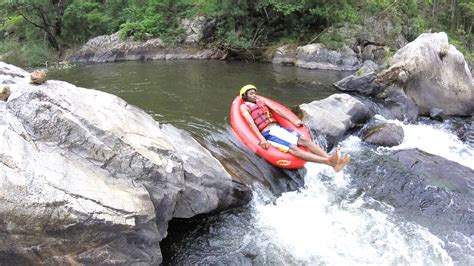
(49, 60, 347, 134)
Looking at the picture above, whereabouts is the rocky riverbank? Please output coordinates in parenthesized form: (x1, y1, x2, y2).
(1, 29, 472, 265)
(0, 62, 250, 264)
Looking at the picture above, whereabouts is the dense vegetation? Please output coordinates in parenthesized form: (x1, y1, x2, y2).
(0, 0, 472, 67)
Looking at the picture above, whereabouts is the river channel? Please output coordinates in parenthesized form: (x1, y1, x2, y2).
(48, 60, 473, 265)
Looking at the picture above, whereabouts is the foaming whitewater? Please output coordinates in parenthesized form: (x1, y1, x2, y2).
(253, 163, 453, 265)
(381, 118, 474, 169)
(163, 120, 471, 264)
(250, 120, 474, 264)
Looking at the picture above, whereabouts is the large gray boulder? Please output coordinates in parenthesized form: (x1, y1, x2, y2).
(0, 62, 250, 264)
(272, 43, 362, 70)
(334, 59, 420, 121)
(299, 94, 373, 148)
(295, 44, 361, 71)
(358, 16, 408, 49)
(0, 114, 160, 264)
(272, 45, 297, 65)
(361, 44, 387, 65)
(161, 124, 249, 217)
(377, 32, 474, 116)
(334, 60, 385, 95)
(369, 85, 420, 121)
(181, 16, 216, 44)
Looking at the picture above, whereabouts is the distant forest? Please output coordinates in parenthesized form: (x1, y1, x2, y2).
(1, 0, 472, 67)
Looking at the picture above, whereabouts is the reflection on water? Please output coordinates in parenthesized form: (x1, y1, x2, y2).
(48, 60, 348, 133)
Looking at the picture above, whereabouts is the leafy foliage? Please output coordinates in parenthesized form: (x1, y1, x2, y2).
(0, 0, 72, 50)
(117, 0, 190, 44)
(62, 0, 126, 44)
(0, 40, 56, 67)
(0, 0, 472, 66)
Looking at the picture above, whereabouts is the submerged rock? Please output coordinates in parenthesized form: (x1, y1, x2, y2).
(350, 148, 474, 244)
(389, 149, 474, 197)
(360, 119, 404, 147)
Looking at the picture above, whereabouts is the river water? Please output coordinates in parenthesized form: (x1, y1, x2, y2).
(48, 61, 473, 265)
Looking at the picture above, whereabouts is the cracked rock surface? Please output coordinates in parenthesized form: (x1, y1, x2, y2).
(0, 62, 250, 264)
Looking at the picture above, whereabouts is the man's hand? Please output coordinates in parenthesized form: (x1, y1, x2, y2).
(259, 139, 270, 149)
(293, 119, 304, 127)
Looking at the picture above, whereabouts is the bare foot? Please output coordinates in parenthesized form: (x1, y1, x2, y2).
(334, 154, 351, 172)
(329, 145, 341, 166)
(329, 152, 339, 166)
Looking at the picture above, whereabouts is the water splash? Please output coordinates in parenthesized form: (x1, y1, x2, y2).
(254, 164, 453, 265)
(381, 120, 474, 169)
(164, 120, 471, 265)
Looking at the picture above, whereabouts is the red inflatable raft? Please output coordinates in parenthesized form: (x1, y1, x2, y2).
(230, 96, 310, 169)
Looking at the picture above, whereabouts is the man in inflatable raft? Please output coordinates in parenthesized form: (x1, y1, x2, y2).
(239, 84, 350, 172)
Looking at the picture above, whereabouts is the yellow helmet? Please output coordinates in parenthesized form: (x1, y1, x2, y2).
(239, 84, 257, 98)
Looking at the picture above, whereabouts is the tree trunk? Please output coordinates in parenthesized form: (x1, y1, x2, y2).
(46, 29, 60, 51)
(38, 8, 60, 51)
(451, 0, 456, 30)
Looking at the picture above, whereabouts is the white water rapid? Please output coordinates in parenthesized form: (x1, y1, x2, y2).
(386, 119, 473, 170)
(250, 121, 474, 265)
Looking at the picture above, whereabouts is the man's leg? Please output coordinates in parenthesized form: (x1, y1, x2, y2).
(290, 146, 350, 172)
(267, 126, 349, 171)
(288, 146, 337, 166)
(297, 136, 339, 165)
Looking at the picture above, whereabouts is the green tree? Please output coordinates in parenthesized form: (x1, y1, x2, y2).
(118, 0, 191, 43)
(211, 0, 359, 48)
(458, 0, 474, 34)
(62, 0, 127, 44)
(0, 0, 72, 51)
(0, 0, 471, 65)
